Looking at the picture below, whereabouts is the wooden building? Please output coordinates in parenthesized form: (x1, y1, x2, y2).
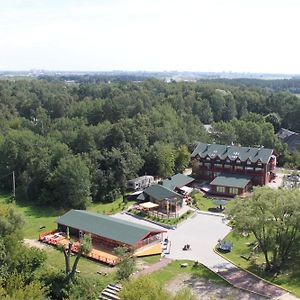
(41, 210, 165, 265)
(277, 128, 300, 152)
(137, 184, 183, 216)
(191, 143, 276, 196)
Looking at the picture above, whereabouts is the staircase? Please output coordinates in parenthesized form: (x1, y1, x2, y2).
(99, 284, 122, 300)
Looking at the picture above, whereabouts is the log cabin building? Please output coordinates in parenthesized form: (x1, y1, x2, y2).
(52, 210, 165, 264)
(191, 143, 276, 197)
(136, 174, 194, 217)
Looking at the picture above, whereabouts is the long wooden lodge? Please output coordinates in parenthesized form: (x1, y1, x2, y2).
(40, 210, 165, 265)
(191, 143, 277, 197)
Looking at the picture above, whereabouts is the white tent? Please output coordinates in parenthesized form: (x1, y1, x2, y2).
(179, 186, 193, 194)
(139, 202, 159, 209)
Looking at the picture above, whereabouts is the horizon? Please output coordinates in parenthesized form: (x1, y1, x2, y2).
(1, 69, 299, 77)
(1, 0, 300, 74)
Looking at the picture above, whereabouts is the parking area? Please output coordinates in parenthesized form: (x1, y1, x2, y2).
(113, 212, 231, 268)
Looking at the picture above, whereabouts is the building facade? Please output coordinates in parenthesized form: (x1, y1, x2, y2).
(191, 143, 276, 196)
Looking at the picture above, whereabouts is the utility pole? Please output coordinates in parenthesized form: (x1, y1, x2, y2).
(12, 170, 15, 198)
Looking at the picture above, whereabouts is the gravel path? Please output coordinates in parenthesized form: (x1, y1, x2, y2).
(23, 238, 51, 250)
(166, 274, 266, 300)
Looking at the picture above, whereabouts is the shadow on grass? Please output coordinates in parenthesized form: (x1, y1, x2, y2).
(16, 200, 67, 218)
(191, 263, 228, 285)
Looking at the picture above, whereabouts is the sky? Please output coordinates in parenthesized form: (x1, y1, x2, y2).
(0, 0, 300, 73)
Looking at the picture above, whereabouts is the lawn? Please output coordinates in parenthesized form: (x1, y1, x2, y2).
(139, 255, 161, 265)
(0, 192, 134, 239)
(150, 260, 227, 286)
(218, 230, 300, 297)
(0, 192, 120, 284)
(193, 192, 235, 213)
(45, 247, 114, 278)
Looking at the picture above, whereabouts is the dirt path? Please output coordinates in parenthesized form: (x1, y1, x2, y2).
(23, 239, 52, 250)
(166, 274, 266, 300)
(132, 257, 172, 277)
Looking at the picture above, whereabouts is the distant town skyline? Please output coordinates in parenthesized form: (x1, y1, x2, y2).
(1, 0, 300, 74)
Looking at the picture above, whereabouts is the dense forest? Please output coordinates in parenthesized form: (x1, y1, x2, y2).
(0, 78, 300, 209)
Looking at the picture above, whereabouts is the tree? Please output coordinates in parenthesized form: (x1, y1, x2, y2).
(114, 247, 136, 281)
(211, 122, 237, 145)
(48, 155, 91, 209)
(0, 274, 47, 300)
(228, 187, 300, 271)
(144, 143, 175, 178)
(0, 204, 47, 298)
(265, 113, 281, 133)
(60, 234, 92, 278)
(174, 145, 190, 173)
(192, 99, 213, 124)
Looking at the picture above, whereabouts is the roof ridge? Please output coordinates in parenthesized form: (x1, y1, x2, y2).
(67, 210, 158, 231)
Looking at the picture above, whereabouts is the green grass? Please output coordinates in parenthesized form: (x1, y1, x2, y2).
(150, 260, 227, 286)
(218, 230, 300, 297)
(0, 192, 119, 283)
(193, 193, 213, 211)
(0, 193, 133, 239)
(139, 255, 161, 265)
(45, 247, 114, 277)
(88, 196, 134, 215)
(193, 192, 235, 213)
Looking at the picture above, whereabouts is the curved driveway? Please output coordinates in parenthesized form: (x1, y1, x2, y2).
(113, 212, 290, 299)
(113, 211, 231, 267)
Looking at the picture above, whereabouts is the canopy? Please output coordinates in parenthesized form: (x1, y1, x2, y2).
(179, 186, 193, 194)
(213, 199, 228, 206)
(140, 202, 159, 209)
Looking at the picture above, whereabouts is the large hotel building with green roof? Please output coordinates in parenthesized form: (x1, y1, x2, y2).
(191, 143, 277, 197)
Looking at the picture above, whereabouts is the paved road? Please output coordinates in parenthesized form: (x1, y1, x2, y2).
(113, 212, 291, 299)
(113, 211, 231, 266)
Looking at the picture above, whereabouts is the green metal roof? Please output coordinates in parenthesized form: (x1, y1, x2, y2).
(210, 174, 252, 188)
(57, 210, 163, 245)
(162, 173, 194, 190)
(191, 143, 274, 164)
(143, 184, 182, 201)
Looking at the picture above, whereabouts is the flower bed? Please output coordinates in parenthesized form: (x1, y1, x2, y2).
(128, 208, 194, 225)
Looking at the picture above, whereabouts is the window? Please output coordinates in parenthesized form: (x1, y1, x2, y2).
(255, 167, 262, 172)
(229, 187, 239, 195)
(214, 163, 222, 168)
(216, 186, 225, 193)
(245, 166, 254, 171)
(235, 166, 243, 171)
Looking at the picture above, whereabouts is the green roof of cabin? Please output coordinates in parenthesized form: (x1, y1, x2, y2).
(210, 173, 252, 188)
(191, 142, 274, 164)
(57, 210, 163, 245)
(142, 184, 182, 201)
(162, 173, 194, 190)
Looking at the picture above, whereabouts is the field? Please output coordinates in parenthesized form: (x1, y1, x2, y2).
(218, 231, 300, 297)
